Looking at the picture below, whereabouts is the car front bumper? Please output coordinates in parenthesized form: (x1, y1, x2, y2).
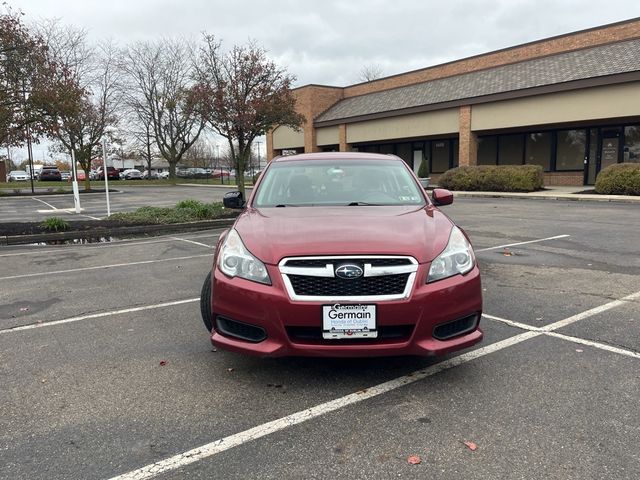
(210, 264, 482, 358)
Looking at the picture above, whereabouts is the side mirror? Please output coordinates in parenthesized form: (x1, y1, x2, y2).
(432, 188, 453, 206)
(223, 191, 245, 209)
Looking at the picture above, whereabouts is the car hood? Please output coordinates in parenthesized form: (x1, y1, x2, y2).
(233, 205, 454, 265)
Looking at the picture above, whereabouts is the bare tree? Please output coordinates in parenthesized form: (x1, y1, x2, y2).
(121, 39, 206, 179)
(40, 22, 121, 190)
(182, 136, 214, 169)
(195, 35, 304, 197)
(1, 8, 71, 148)
(358, 63, 384, 83)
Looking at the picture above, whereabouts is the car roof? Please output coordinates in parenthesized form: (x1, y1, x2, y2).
(271, 152, 402, 163)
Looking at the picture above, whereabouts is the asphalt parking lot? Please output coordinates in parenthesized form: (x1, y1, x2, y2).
(1, 197, 638, 480)
(0, 185, 234, 222)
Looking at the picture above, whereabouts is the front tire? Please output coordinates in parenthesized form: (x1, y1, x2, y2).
(200, 271, 214, 332)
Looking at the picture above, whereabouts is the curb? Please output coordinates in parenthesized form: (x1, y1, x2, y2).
(452, 192, 640, 203)
(0, 218, 237, 246)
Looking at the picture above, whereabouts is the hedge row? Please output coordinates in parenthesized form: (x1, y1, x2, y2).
(438, 165, 544, 192)
(594, 163, 640, 195)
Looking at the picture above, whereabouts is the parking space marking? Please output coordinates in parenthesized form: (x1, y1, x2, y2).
(0, 254, 213, 281)
(484, 290, 640, 360)
(170, 236, 214, 249)
(546, 332, 640, 359)
(475, 234, 570, 252)
(0, 233, 221, 258)
(482, 313, 544, 332)
(542, 290, 640, 332)
(0, 298, 199, 334)
(108, 331, 540, 480)
(31, 197, 58, 210)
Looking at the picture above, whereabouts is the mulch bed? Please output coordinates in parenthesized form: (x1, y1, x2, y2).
(0, 219, 153, 236)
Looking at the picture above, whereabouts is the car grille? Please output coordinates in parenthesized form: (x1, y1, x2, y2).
(288, 273, 410, 297)
(279, 256, 418, 301)
(284, 258, 413, 268)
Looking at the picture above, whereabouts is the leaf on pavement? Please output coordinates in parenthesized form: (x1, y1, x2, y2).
(159, 360, 168, 366)
(463, 440, 478, 451)
(407, 455, 422, 465)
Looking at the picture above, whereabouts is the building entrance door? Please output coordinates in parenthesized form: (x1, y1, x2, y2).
(600, 128, 622, 174)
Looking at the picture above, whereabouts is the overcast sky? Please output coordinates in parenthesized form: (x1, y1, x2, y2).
(7, 0, 640, 162)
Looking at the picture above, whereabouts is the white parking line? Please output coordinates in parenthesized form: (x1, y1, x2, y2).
(170, 237, 214, 249)
(0, 233, 221, 258)
(476, 234, 570, 252)
(108, 331, 540, 480)
(31, 197, 58, 210)
(0, 298, 199, 335)
(484, 290, 640, 360)
(482, 313, 544, 332)
(0, 254, 212, 281)
(542, 290, 640, 331)
(546, 332, 640, 359)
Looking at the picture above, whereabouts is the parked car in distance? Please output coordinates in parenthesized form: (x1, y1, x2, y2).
(68, 170, 86, 181)
(7, 170, 29, 182)
(95, 166, 120, 180)
(200, 152, 483, 358)
(38, 166, 62, 181)
(142, 170, 159, 179)
(122, 169, 142, 180)
(60, 171, 71, 181)
(89, 170, 98, 180)
(158, 171, 170, 179)
(211, 169, 231, 179)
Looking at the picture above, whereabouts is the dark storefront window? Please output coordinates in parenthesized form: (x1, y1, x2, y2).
(556, 129, 586, 170)
(452, 138, 459, 168)
(379, 144, 394, 155)
(431, 140, 450, 173)
(477, 136, 497, 165)
(525, 132, 552, 171)
(395, 142, 412, 165)
(498, 134, 524, 165)
(624, 125, 640, 163)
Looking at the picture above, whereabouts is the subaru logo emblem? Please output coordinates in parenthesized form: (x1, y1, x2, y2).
(335, 264, 363, 279)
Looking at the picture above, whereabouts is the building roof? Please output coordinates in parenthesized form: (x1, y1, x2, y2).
(315, 39, 640, 125)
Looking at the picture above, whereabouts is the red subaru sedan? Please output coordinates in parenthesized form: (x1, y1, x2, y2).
(200, 152, 482, 357)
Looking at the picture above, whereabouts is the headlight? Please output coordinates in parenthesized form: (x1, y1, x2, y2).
(218, 229, 271, 285)
(427, 226, 475, 283)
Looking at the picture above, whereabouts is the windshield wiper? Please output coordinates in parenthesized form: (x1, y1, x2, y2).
(347, 201, 382, 206)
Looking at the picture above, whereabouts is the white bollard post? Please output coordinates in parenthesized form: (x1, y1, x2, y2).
(102, 138, 111, 217)
(71, 150, 81, 214)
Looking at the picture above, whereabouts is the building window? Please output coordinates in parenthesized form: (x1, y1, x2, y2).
(556, 129, 586, 170)
(477, 136, 497, 165)
(498, 134, 524, 165)
(431, 140, 450, 173)
(379, 144, 394, 155)
(525, 132, 552, 171)
(624, 125, 640, 163)
(396, 142, 412, 166)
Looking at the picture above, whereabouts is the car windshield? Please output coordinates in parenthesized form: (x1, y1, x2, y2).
(12, 171, 27, 175)
(253, 159, 426, 207)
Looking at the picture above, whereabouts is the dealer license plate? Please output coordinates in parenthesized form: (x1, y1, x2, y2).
(322, 304, 377, 339)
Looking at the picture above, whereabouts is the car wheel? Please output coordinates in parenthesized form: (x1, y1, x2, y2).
(200, 271, 214, 332)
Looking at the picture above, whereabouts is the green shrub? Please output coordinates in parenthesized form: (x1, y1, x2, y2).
(438, 165, 544, 192)
(594, 163, 640, 195)
(110, 201, 225, 224)
(41, 217, 70, 232)
(417, 156, 429, 178)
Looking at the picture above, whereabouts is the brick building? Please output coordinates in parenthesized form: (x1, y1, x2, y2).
(267, 18, 640, 186)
